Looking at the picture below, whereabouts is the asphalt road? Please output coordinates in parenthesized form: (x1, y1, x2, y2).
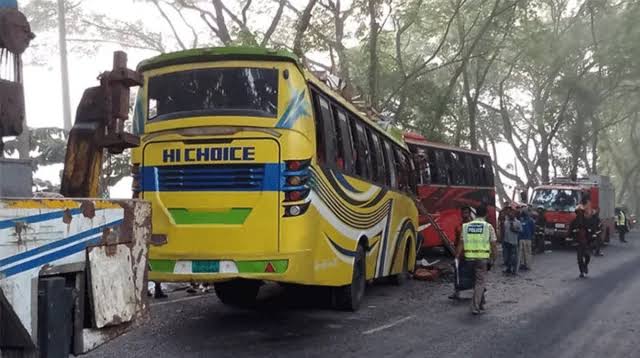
(87, 232, 640, 358)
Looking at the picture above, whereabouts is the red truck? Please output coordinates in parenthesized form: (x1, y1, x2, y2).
(530, 176, 615, 247)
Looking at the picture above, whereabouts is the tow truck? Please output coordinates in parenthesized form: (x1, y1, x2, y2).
(0, 3, 149, 357)
(530, 176, 615, 247)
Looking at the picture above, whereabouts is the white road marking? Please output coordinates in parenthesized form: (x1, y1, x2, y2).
(151, 294, 210, 307)
(361, 315, 415, 335)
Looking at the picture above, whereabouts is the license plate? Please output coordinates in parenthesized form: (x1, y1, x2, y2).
(192, 260, 219, 273)
(555, 223, 566, 229)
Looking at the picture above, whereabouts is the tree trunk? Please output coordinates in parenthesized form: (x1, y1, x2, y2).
(367, 0, 380, 108)
(533, 96, 551, 183)
(332, 3, 351, 88)
(462, 69, 477, 150)
(58, 0, 72, 131)
(591, 114, 599, 174)
(293, 0, 318, 58)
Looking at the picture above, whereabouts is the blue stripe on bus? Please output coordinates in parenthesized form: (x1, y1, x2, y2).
(141, 163, 283, 192)
(1, 236, 103, 278)
(0, 219, 124, 268)
(276, 89, 307, 129)
(0, 208, 84, 230)
(332, 170, 363, 194)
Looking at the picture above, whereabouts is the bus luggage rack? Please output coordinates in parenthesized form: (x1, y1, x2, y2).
(149, 164, 270, 191)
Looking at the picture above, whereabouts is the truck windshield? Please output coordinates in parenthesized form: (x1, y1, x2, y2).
(531, 189, 580, 212)
(147, 67, 278, 121)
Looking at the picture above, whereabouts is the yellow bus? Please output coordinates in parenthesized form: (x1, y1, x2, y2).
(132, 47, 419, 310)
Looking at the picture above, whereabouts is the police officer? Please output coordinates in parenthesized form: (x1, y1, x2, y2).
(616, 208, 629, 243)
(456, 205, 498, 315)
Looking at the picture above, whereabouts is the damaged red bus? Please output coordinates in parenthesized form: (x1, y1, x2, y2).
(404, 133, 497, 252)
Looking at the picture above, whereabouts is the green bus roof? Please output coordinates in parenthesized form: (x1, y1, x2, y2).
(137, 47, 302, 72)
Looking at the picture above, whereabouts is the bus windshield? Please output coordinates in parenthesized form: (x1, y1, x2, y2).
(147, 67, 278, 121)
(531, 189, 580, 212)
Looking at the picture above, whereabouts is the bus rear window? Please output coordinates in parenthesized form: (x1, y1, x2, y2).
(147, 67, 278, 121)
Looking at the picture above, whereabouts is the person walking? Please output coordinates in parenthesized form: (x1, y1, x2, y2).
(518, 209, 535, 271)
(588, 209, 604, 257)
(456, 205, 497, 315)
(450, 206, 473, 300)
(616, 208, 629, 243)
(570, 208, 591, 278)
(502, 206, 522, 275)
(533, 207, 547, 254)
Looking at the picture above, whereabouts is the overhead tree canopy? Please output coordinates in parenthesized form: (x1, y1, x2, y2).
(18, 0, 640, 208)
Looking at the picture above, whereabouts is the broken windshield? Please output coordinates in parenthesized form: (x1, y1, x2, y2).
(531, 189, 580, 212)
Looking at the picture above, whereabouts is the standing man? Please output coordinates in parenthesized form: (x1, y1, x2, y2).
(498, 201, 510, 266)
(616, 208, 629, 243)
(502, 206, 522, 275)
(450, 206, 473, 300)
(456, 205, 497, 315)
(588, 209, 604, 256)
(534, 207, 547, 254)
(570, 207, 591, 278)
(518, 208, 535, 271)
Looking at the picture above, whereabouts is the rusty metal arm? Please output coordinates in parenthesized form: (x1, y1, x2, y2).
(60, 51, 142, 198)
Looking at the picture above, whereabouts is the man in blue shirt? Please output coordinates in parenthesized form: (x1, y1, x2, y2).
(518, 208, 535, 271)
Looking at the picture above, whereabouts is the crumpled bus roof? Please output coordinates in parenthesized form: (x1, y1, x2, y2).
(137, 46, 302, 72)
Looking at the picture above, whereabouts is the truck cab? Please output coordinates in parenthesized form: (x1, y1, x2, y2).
(530, 176, 615, 246)
(530, 185, 581, 243)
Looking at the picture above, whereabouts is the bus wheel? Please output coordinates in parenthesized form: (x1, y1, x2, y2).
(391, 244, 411, 286)
(214, 280, 260, 307)
(333, 244, 366, 311)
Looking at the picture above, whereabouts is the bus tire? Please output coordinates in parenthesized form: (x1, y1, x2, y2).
(391, 243, 411, 286)
(333, 244, 366, 311)
(214, 280, 260, 307)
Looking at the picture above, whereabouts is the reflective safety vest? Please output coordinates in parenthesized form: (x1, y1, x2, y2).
(617, 212, 626, 226)
(463, 219, 491, 260)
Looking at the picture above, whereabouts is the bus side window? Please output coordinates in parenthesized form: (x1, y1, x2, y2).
(454, 152, 467, 185)
(352, 118, 371, 180)
(405, 151, 418, 194)
(366, 128, 380, 183)
(465, 154, 477, 186)
(414, 147, 429, 185)
(311, 91, 337, 164)
(383, 141, 398, 189)
(448, 151, 459, 185)
(332, 105, 355, 174)
(479, 156, 492, 186)
(370, 131, 388, 186)
(485, 157, 495, 186)
(394, 148, 410, 193)
(427, 148, 439, 184)
(435, 149, 450, 185)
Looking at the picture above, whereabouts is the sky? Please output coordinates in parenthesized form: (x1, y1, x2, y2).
(20, 0, 522, 199)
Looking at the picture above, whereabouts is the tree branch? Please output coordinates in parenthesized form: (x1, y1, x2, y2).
(152, 0, 187, 50)
(261, 0, 286, 46)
